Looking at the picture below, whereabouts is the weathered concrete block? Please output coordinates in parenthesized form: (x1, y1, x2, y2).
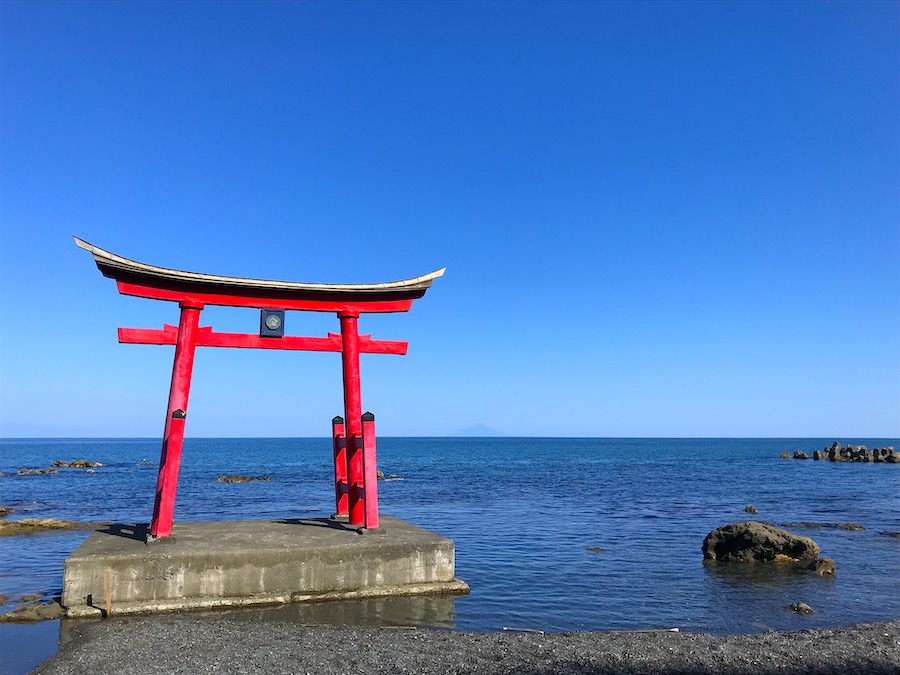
(62, 517, 468, 617)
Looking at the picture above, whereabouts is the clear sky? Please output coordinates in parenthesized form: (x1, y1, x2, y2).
(1, 1, 897, 438)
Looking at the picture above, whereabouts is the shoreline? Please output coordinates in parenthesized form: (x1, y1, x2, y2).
(33, 617, 900, 674)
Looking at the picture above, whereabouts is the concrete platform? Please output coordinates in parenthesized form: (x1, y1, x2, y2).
(61, 516, 468, 618)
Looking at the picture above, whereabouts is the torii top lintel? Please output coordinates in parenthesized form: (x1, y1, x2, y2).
(74, 237, 445, 313)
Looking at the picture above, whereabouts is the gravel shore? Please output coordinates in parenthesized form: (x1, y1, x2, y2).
(34, 617, 900, 674)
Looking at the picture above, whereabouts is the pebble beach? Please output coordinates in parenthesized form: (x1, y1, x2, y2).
(33, 616, 900, 674)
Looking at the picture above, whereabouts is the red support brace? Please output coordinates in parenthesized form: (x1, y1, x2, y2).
(339, 311, 365, 526)
(331, 416, 348, 516)
(361, 412, 379, 529)
(149, 302, 203, 540)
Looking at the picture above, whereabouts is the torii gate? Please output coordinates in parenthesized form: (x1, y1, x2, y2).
(75, 238, 444, 541)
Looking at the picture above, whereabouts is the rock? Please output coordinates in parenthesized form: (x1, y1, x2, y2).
(16, 468, 57, 475)
(50, 461, 69, 467)
(215, 475, 272, 483)
(0, 594, 7, 605)
(835, 523, 865, 531)
(780, 451, 790, 459)
(376, 470, 385, 479)
(886, 454, 899, 464)
(792, 451, 808, 460)
(0, 518, 108, 537)
(878, 531, 900, 538)
(18, 594, 40, 603)
(789, 602, 814, 615)
(812, 450, 825, 460)
(0, 600, 65, 623)
(585, 547, 606, 552)
(779, 522, 822, 529)
(0, 507, 13, 518)
(744, 505, 757, 513)
(830, 441, 842, 452)
(702, 521, 820, 562)
(69, 459, 103, 468)
(805, 558, 836, 576)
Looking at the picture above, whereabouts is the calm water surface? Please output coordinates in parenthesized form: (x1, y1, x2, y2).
(1, 437, 898, 672)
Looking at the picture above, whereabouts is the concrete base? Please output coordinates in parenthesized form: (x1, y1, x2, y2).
(62, 516, 468, 618)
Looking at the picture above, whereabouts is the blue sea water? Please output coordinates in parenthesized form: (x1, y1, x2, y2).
(1, 437, 899, 672)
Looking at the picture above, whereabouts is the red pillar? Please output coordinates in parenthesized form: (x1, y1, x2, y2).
(361, 412, 379, 529)
(149, 302, 203, 540)
(339, 311, 365, 526)
(331, 416, 348, 516)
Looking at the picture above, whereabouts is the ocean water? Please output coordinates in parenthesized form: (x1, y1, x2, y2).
(1, 437, 899, 672)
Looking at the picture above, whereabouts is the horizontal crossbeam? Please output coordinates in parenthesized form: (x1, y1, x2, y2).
(119, 325, 408, 355)
(116, 281, 415, 313)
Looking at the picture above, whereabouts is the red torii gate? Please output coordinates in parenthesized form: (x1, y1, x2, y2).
(75, 238, 444, 541)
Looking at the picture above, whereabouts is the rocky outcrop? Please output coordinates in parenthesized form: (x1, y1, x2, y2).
(16, 468, 57, 475)
(52, 459, 103, 468)
(216, 475, 272, 483)
(805, 558, 836, 576)
(0, 518, 108, 537)
(792, 451, 809, 460)
(0, 507, 13, 518)
(744, 505, 757, 513)
(0, 599, 65, 623)
(702, 521, 820, 562)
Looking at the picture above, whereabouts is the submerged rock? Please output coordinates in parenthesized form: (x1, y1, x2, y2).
(805, 557, 836, 576)
(16, 468, 57, 475)
(215, 475, 272, 483)
(0, 507, 13, 518)
(585, 547, 606, 552)
(835, 523, 865, 531)
(744, 505, 757, 513)
(0, 599, 65, 623)
(0, 518, 108, 537)
(789, 602, 814, 615)
(702, 521, 820, 562)
(878, 531, 900, 539)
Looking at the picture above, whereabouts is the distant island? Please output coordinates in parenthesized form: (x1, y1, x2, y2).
(452, 424, 505, 437)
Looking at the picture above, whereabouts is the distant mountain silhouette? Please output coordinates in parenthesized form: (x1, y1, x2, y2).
(452, 423, 505, 437)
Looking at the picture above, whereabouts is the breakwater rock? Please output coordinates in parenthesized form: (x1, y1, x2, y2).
(782, 442, 897, 463)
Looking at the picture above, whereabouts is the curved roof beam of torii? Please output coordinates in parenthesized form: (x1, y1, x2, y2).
(74, 237, 445, 302)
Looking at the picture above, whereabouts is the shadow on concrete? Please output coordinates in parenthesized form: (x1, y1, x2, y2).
(94, 523, 149, 542)
(273, 518, 356, 532)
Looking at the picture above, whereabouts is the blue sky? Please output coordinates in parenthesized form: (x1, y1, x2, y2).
(1, 1, 897, 438)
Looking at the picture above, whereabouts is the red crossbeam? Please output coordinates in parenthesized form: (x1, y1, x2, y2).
(119, 325, 408, 355)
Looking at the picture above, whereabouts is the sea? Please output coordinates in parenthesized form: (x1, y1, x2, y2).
(1, 437, 899, 673)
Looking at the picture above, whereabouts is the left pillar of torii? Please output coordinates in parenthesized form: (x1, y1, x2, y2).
(75, 237, 444, 541)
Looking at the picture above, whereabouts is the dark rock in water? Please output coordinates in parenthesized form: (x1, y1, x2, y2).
(830, 441, 842, 452)
(585, 546, 606, 552)
(0, 594, 7, 605)
(376, 470, 385, 479)
(0, 599, 65, 623)
(18, 594, 40, 603)
(835, 523, 865, 531)
(744, 505, 757, 513)
(702, 521, 820, 562)
(789, 602, 814, 615)
(886, 454, 899, 464)
(52, 459, 103, 468)
(0, 518, 108, 537)
(792, 451, 808, 460)
(878, 531, 900, 538)
(780, 451, 790, 459)
(0, 507, 13, 518)
(779, 522, 822, 529)
(812, 450, 826, 460)
(805, 558, 836, 576)
(216, 475, 272, 483)
(16, 468, 57, 475)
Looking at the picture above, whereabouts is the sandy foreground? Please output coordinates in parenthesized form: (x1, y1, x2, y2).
(33, 616, 900, 674)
